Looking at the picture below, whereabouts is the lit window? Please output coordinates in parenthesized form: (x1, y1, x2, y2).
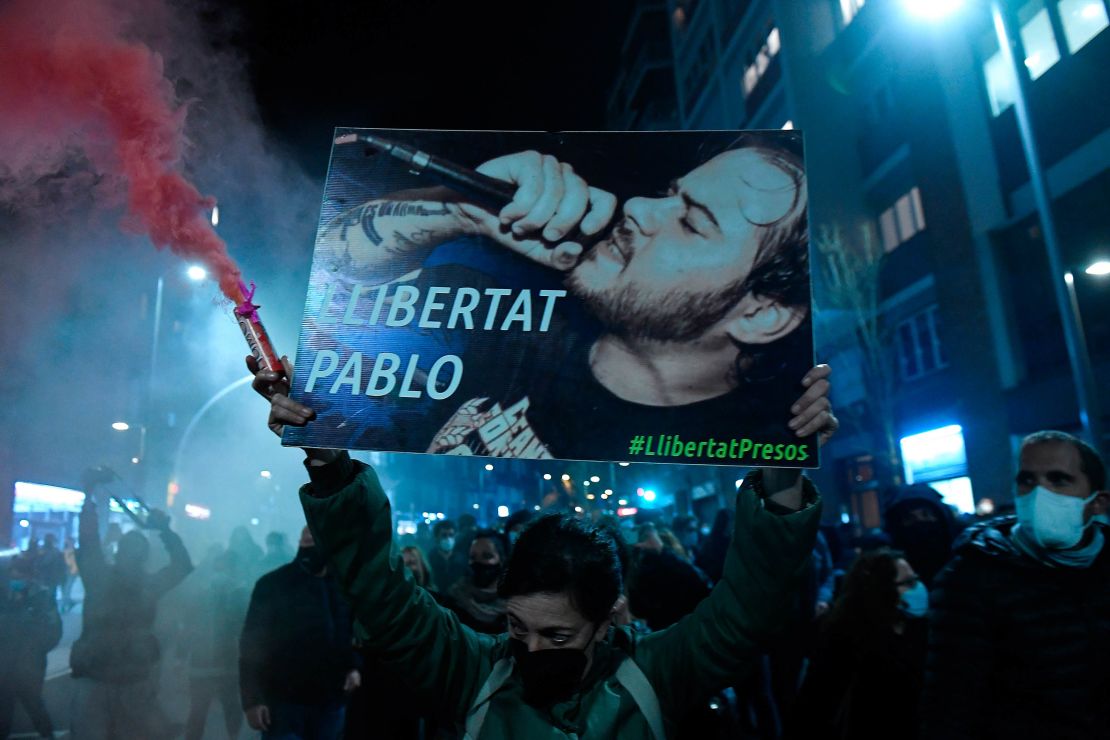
(742, 24, 781, 96)
(983, 50, 1018, 116)
(840, 0, 866, 26)
(1018, 3, 1061, 79)
(878, 186, 926, 252)
(1059, 0, 1109, 53)
(982, 1, 1068, 116)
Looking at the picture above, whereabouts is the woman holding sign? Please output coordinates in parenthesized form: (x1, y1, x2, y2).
(249, 353, 837, 739)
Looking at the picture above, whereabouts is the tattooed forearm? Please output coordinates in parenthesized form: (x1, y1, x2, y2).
(389, 228, 442, 256)
(357, 201, 452, 247)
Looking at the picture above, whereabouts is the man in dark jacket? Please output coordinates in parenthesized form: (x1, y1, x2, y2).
(70, 496, 193, 739)
(239, 526, 361, 739)
(921, 430, 1110, 739)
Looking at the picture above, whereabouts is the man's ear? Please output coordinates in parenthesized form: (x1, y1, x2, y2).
(725, 293, 807, 345)
(1091, 491, 1110, 516)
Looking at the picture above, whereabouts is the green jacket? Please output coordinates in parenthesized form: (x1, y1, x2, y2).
(300, 456, 821, 739)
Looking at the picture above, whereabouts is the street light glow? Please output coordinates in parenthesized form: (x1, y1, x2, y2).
(1085, 260, 1110, 276)
(131, 457, 140, 464)
(561, 474, 570, 481)
(902, 0, 965, 19)
(590, 475, 600, 483)
(186, 265, 207, 282)
(618, 462, 630, 467)
(112, 422, 130, 431)
(1065, 271, 1075, 285)
(543, 473, 552, 480)
(484, 463, 494, 471)
(260, 470, 272, 479)
(210, 205, 219, 226)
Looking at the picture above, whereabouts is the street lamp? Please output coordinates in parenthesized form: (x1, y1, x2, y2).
(111, 421, 147, 464)
(1085, 260, 1110, 276)
(904, 0, 1106, 453)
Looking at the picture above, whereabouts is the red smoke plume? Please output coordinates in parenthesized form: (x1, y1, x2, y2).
(0, 0, 243, 301)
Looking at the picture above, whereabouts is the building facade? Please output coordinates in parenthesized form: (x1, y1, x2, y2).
(608, 0, 1110, 524)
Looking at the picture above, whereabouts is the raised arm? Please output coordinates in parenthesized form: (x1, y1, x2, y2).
(635, 365, 835, 714)
(249, 358, 493, 722)
(319, 188, 472, 280)
(75, 497, 107, 588)
(318, 150, 618, 281)
(149, 515, 194, 598)
(298, 452, 490, 718)
(636, 470, 821, 713)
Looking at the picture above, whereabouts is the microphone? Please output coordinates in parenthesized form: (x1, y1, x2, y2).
(334, 132, 516, 210)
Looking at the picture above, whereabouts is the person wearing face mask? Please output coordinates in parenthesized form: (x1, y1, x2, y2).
(922, 430, 1110, 739)
(787, 550, 928, 739)
(882, 484, 961, 588)
(249, 356, 837, 739)
(437, 530, 510, 634)
(429, 519, 463, 593)
(238, 527, 361, 739)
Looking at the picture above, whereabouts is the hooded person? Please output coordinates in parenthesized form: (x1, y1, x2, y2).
(438, 529, 510, 634)
(882, 484, 960, 588)
(921, 431, 1110, 738)
(69, 498, 193, 739)
(238, 527, 361, 739)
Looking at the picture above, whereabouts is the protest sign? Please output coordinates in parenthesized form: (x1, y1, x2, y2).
(285, 129, 817, 467)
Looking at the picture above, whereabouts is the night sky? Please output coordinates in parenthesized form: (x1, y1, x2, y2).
(226, 0, 636, 175)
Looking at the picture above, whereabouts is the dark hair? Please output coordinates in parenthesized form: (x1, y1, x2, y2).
(712, 133, 810, 385)
(498, 514, 623, 624)
(824, 550, 904, 645)
(1021, 430, 1106, 491)
(432, 519, 456, 538)
(470, 529, 508, 561)
(505, 509, 534, 531)
(723, 132, 809, 310)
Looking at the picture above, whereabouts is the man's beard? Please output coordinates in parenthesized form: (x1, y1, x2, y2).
(566, 224, 749, 343)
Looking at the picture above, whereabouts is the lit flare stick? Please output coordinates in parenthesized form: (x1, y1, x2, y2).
(235, 280, 283, 375)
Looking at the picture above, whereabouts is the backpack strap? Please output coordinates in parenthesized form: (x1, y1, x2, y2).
(615, 656, 666, 740)
(463, 657, 514, 740)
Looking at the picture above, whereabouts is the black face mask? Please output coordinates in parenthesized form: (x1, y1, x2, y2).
(470, 562, 501, 588)
(510, 637, 588, 707)
(296, 546, 327, 574)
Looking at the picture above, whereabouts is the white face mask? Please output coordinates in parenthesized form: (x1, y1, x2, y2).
(1014, 486, 1098, 549)
(438, 537, 456, 553)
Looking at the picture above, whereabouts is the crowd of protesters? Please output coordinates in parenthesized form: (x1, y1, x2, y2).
(1, 422, 1107, 739)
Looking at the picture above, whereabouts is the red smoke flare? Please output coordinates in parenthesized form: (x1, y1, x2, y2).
(0, 0, 243, 301)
